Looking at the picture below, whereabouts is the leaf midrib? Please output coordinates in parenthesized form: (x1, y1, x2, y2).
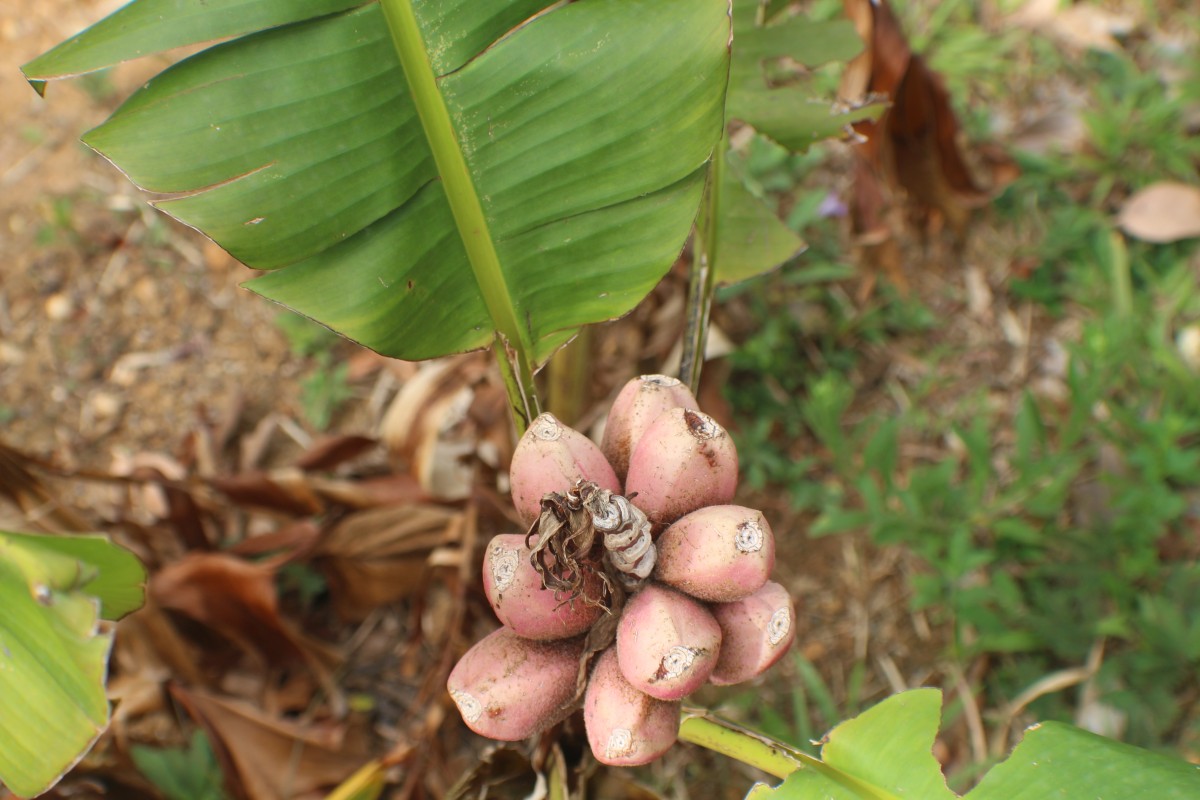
(377, 0, 538, 428)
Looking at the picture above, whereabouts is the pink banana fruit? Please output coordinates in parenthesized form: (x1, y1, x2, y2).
(447, 626, 584, 741)
(616, 584, 721, 701)
(509, 412, 621, 526)
(584, 647, 681, 766)
(624, 408, 737, 526)
(482, 533, 602, 640)
(653, 505, 775, 603)
(601, 375, 699, 483)
(708, 581, 796, 686)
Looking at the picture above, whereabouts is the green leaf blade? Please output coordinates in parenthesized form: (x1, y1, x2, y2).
(735, 18, 863, 70)
(753, 689, 957, 800)
(714, 168, 806, 285)
(246, 180, 491, 360)
(84, 6, 430, 271)
(72, 0, 731, 378)
(453, 0, 729, 239)
(415, 0, 551, 76)
(818, 688, 957, 800)
(726, 7, 882, 154)
(966, 722, 1200, 800)
(131, 731, 225, 800)
(0, 536, 136, 797)
(502, 172, 709, 362)
(729, 87, 886, 152)
(0, 531, 146, 620)
(22, 0, 363, 83)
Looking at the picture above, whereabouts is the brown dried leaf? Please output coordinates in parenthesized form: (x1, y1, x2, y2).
(381, 357, 479, 459)
(308, 473, 427, 509)
(313, 504, 462, 621)
(0, 439, 91, 531)
(380, 354, 508, 500)
(294, 435, 377, 472)
(209, 468, 325, 516)
(838, 0, 876, 103)
(1117, 182, 1200, 243)
(888, 53, 989, 233)
(240, 413, 283, 473)
(445, 747, 542, 800)
(170, 686, 370, 800)
(228, 520, 322, 559)
(841, 0, 910, 115)
(151, 552, 309, 666)
(843, 0, 1015, 292)
(108, 451, 212, 551)
(157, 480, 212, 551)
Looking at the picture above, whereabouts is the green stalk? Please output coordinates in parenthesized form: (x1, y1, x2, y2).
(377, 0, 539, 435)
(679, 710, 807, 779)
(680, 132, 726, 395)
(1107, 229, 1132, 320)
(545, 327, 592, 426)
(678, 711, 902, 799)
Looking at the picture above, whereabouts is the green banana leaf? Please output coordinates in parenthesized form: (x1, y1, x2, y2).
(728, 4, 883, 152)
(705, 2, 874, 288)
(758, 688, 957, 799)
(747, 688, 1200, 799)
(713, 164, 806, 286)
(0, 531, 146, 798)
(1, 530, 147, 619)
(22, 0, 363, 91)
(25, 0, 731, 424)
(966, 721, 1200, 800)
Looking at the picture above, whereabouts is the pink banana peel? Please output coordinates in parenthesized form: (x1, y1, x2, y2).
(601, 374, 699, 483)
(483, 533, 603, 640)
(624, 408, 738, 527)
(447, 626, 584, 741)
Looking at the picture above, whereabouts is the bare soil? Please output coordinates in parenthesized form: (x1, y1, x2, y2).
(1, 0, 350, 496)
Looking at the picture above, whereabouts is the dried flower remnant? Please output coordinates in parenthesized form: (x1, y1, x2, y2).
(489, 544, 519, 593)
(450, 689, 482, 724)
(525, 479, 657, 606)
(767, 607, 791, 646)
(735, 520, 764, 553)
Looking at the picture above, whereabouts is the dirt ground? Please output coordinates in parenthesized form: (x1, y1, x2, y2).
(0, 2, 1074, 798)
(1, 0, 353, 493)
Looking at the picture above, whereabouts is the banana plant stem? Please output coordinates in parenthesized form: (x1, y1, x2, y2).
(680, 133, 727, 395)
(377, 0, 539, 435)
(678, 710, 901, 799)
(545, 327, 591, 426)
(678, 710, 806, 780)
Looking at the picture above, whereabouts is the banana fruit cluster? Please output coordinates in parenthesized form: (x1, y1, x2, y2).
(448, 376, 795, 766)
